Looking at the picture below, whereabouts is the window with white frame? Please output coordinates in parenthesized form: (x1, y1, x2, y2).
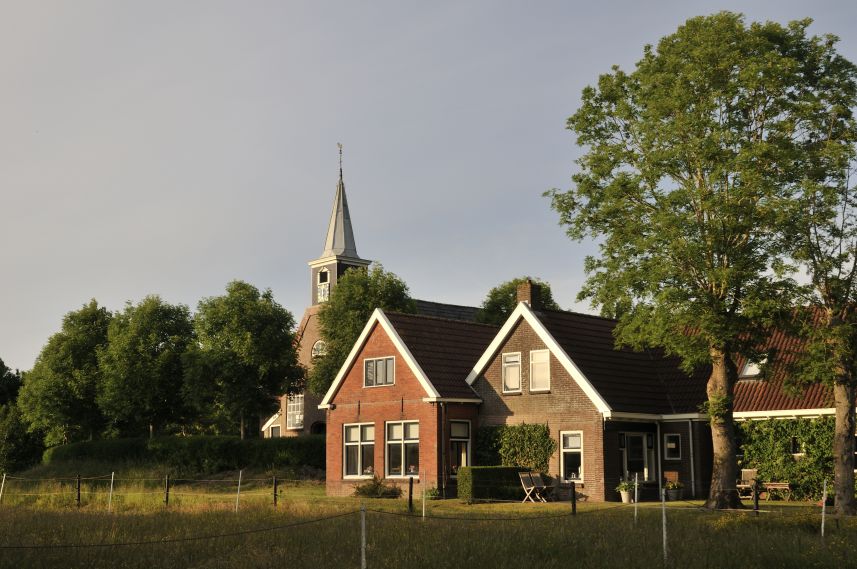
(561, 431, 583, 481)
(317, 269, 330, 303)
(449, 421, 470, 476)
(664, 433, 681, 460)
(286, 394, 304, 429)
(502, 353, 521, 393)
(311, 340, 327, 358)
(365, 357, 395, 387)
(530, 349, 550, 392)
(344, 423, 375, 477)
(269, 425, 280, 438)
(387, 421, 419, 477)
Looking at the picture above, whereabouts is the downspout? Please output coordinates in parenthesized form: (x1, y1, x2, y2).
(687, 419, 696, 498)
(656, 421, 662, 496)
(440, 402, 446, 498)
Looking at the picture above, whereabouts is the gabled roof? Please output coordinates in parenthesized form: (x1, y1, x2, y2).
(319, 309, 497, 408)
(320, 170, 360, 259)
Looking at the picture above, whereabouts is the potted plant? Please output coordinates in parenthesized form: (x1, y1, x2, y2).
(615, 480, 636, 504)
(665, 480, 684, 501)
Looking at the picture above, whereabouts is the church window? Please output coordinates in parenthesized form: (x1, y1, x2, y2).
(287, 394, 304, 430)
(312, 340, 327, 358)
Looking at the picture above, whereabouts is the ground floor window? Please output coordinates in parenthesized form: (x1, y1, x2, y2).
(387, 421, 419, 477)
(344, 423, 375, 477)
(287, 394, 304, 430)
(269, 425, 280, 438)
(620, 432, 656, 482)
(560, 431, 583, 481)
(664, 433, 681, 460)
(450, 420, 470, 476)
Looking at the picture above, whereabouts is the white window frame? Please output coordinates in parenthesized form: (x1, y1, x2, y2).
(286, 394, 304, 430)
(364, 356, 395, 388)
(311, 340, 327, 358)
(502, 352, 522, 394)
(560, 430, 584, 482)
(343, 422, 375, 479)
(385, 420, 420, 478)
(664, 433, 682, 460)
(621, 432, 656, 482)
(269, 425, 280, 438)
(449, 420, 471, 478)
(529, 349, 550, 392)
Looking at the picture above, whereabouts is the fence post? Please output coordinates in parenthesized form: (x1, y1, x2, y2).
(76, 475, 81, 508)
(360, 504, 367, 569)
(164, 474, 170, 507)
(634, 473, 639, 525)
(0, 473, 6, 505)
(273, 476, 278, 508)
(108, 472, 115, 513)
(661, 487, 668, 565)
(235, 470, 243, 513)
(821, 479, 828, 539)
(570, 481, 577, 516)
(408, 476, 414, 513)
(421, 470, 426, 521)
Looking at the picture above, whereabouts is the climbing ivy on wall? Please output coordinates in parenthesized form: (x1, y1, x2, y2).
(737, 417, 834, 500)
(475, 424, 557, 472)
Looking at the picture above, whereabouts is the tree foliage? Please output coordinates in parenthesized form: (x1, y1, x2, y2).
(0, 357, 21, 407)
(475, 424, 557, 472)
(98, 296, 195, 438)
(308, 265, 415, 395)
(547, 12, 856, 508)
(17, 300, 112, 446)
(475, 277, 561, 326)
(192, 281, 301, 438)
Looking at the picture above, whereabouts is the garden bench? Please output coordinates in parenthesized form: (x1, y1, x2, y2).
(761, 482, 791, 501)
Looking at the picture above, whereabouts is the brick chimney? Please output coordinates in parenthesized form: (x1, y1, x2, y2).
(516, 279, 543, 310)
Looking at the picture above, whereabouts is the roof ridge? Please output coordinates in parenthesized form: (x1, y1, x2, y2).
(385, 310, 499, 329)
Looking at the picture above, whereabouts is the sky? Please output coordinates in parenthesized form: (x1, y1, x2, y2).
(2, 0, 857, 372)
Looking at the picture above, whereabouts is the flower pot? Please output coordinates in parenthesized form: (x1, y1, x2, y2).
(620, 490, 633, 504)
(666, 488, 683, 501)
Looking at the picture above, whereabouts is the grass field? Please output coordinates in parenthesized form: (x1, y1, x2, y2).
(1, 466, 856, 568)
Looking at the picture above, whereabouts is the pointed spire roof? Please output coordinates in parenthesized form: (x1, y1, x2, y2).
(320, 145, 360, 259)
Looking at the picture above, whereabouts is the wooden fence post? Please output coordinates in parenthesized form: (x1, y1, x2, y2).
(164, 474, 170, 507)
(408, 476, 414, 513)
(76, 475, 81, 508)
(273, 476, 278, 508)
(570, 481, 577, 516)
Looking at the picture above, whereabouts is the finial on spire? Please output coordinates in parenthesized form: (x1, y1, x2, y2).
(337, 142, 343, 178)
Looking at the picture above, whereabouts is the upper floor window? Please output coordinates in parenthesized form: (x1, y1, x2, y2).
(287, 394, 304, 430)
(311, 340, 327, 358)
(502, 352, 521, 393)
(317, 269, 330, 303)
(529, 349, 550, 392)
(365, 357, 395, 387)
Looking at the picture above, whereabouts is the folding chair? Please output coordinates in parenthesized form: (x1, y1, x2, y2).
(530, 473, 553, 502)
(519, 472, 538, 503)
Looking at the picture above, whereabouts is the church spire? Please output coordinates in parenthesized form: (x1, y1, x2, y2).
(320, 143, 359, 258)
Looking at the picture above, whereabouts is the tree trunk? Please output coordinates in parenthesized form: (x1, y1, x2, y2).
(705, 347, 743, 509)
(240, 412, 245, 440)
(833, 381, 856, 515)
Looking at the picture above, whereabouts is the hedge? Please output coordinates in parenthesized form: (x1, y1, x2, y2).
(457, 466, 527, 504)
(43, 435, 325, 475)
(475, 424, 556, 471)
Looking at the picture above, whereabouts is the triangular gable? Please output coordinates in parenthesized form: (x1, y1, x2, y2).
(319, 308, 442, 408)
(464, 302, 612, 414)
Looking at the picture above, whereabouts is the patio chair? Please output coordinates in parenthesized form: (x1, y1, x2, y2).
(519, 472, 538, 503)
(530, 473, 554, 502)
(736, 469, 757, 498)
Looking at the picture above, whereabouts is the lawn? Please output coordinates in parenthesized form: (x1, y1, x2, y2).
(0, 471, 855, 569)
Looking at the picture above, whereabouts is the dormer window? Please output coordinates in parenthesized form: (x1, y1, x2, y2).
(365, 357, 395, 387)
(318, 269, 330, 303)
(739, 357, 767, 378)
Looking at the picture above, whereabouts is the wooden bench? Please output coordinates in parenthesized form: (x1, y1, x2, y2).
(762, 482, 791, 501)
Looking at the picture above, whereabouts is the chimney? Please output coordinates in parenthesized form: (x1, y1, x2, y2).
(516, 279, 543, 310)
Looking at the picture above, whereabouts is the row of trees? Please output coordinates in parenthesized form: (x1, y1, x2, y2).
(10, 281, 301, 449)
(548, 12, 857, 513)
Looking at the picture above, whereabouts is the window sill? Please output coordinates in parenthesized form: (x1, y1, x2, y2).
(287, 426, 303, 431)
(385, 475, 420, 479)
(344, 475, 374, 480)
(502, 391, 522, 396)
(529, 389, 551, 394)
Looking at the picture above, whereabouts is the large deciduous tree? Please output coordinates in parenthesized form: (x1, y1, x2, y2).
(192, 281, 301, 439)
(308, 265, 415, 395)
(18, 300, 112, 445)
(476, 276, 561, 326)
(98, 296, 195, 438)
(547, 13, 857, 508)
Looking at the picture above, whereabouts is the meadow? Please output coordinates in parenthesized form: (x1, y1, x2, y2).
(1, 464, 855, 569)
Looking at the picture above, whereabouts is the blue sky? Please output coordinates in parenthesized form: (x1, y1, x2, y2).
(1, 0, 856, 371)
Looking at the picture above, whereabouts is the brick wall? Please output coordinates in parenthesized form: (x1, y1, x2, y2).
(325, 322, 442, 497)
(471, 318, 607, 501)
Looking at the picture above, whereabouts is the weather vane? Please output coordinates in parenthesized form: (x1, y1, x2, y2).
(337, 143, 343, 172)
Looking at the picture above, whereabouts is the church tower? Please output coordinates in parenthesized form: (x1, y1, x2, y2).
(308, 145, 370, 305)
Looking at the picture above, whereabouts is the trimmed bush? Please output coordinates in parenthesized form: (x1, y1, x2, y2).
(457, 466, 527, 504)
(42, 435, 325, 475)
(353, 476, 402, 498)
(475, 424, 556, 471)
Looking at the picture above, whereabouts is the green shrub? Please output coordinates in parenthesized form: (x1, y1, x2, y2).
(43, 438, 147, 465)
(353, 476, 402, 498)
(457, 466, 527, 504)
(475, 423, 556, 471)
(0, 405, 44, 473)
